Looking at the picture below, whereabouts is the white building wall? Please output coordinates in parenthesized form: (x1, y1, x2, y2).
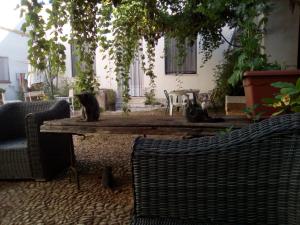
(145, 34, 230, 99)
(86, 27, 233, 100)
(264, 0, 300, 68)
(96, 47, 119, 91)
(0, 28, 28, 100)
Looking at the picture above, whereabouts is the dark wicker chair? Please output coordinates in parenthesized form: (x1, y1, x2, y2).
(131, 113, 300, 225)
(0, 100, 73, 180)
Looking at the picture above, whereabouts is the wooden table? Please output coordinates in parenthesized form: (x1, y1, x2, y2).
(41, 113, 249, 136)
(41, 113, 249, 189)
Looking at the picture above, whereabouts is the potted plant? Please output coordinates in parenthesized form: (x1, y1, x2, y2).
(243, 70, 300, 116)
(224, 0, 300, 116)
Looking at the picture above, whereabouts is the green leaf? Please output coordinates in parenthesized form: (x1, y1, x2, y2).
(228, 70, 242, 86)
(262, 98, 276, 104)
(271, 81, 295, 89)
(280, 87, 299, 95)
(242, 107, 250, 113)
(296, 78, 300, 89)
(60, 36, 67, 42)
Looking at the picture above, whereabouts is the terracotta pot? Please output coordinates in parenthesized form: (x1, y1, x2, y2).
(243, 70, 300, 116)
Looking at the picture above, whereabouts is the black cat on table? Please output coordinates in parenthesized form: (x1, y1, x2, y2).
(75, 92, 100, 122)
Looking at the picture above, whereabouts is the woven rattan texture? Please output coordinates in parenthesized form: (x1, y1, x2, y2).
(131, 113, 300, 225)
(0, 100, 72, 180)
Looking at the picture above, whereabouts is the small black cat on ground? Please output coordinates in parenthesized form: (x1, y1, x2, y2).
(75, 92, 100, 122)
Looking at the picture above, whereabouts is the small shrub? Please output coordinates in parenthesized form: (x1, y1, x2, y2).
(56, 79, 73, 97)
(210, 50, 244, 107)
(243, 104, 264, 122)
(218, 125, 234, 136)
(144, 89, 160, 105)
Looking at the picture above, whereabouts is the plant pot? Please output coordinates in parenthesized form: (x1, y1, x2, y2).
(225, 95, 246, 116)
(243, 70, 300, 116)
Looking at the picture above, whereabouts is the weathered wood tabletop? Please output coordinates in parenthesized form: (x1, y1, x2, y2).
(41, 113, 249, 136)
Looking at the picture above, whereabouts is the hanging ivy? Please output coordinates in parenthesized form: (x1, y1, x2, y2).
(19, 0, 283, 110)
(68, 0, 99, 93)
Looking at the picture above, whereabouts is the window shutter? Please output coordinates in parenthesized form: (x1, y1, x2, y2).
(165, 38, 197, 74)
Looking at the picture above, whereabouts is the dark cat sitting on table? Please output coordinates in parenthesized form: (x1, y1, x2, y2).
(185, 97, 224, 123)
(76, 92, 100, 122)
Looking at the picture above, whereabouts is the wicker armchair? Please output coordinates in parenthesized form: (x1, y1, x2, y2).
(0, 100, 72, 180)
(131, 113, 300, 225)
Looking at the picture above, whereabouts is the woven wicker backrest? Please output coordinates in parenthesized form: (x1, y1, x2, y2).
(21, 101, 54, 117)
(132, 113, 300, 224)
(0, 101, 55, 140)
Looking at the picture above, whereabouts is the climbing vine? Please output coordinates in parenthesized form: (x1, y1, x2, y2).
(19, 0, 284, 110)
(69, 0, 99, 93)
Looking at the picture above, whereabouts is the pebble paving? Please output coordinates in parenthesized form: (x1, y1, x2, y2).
(0, 134, 136, 225)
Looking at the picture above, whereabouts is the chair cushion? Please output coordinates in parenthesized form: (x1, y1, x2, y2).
(0, 138, 31, 179)
(0, 138, 27, 151)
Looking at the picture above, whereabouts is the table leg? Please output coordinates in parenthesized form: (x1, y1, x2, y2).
(68, 135, 80, 190)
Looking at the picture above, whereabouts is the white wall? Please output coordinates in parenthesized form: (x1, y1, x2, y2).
(0, 1, 29, 100)
(96, 47, 119, 91)
(84, 27, 233, 100)
(264, 0, 300, 68)
(146, 30, 232, 99)
(0, 28, 28, 100)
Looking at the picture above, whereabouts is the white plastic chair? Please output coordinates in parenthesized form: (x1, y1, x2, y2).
(168, 92, 190, 116)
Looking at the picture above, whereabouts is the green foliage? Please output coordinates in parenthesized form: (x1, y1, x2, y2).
(263, 78, 300, 116)
(55, 79, 73, 97)
(19, 0, 98, 96)
(227, 1, 281, 86)
(243, 104, 264, 122)
(144, 89, 160, 105)
(69, 0, 99, 93)
(20, 0, 282, 112)
(211, 50, 244, 106)
(19, 0, 66, 98)
(105, 89, 117, 110)
(0, 88, 5, 93)
(218, 125, 234, 136)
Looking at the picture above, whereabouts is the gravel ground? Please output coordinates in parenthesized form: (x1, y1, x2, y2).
(0, 109, 220, 225)
(0, 134, 137, 225)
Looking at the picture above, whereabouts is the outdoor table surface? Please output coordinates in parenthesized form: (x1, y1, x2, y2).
(41, 113, 250, 136)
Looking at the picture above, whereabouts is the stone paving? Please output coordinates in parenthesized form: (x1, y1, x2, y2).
(0, 134, 135, 225)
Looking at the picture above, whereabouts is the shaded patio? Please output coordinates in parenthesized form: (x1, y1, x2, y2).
(0, 133, 135, 224)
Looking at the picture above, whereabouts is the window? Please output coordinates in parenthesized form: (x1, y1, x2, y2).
(165, 38, 197, 74)
(71, 44, 96, 77)
(0, 57, 10, 82)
